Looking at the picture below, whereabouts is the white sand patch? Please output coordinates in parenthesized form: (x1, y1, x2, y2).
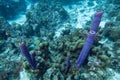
(8, 14, 26, 25)
(100, 21, 106, 28)
(76, 8, 95, 28)
(20, 69, 31, 80)
(107, 68, 120, 80)
(63, 1, 98, 29)
(54, 27, 65, 38)
(54, 0, 107, 38)
(100, 19, 110, 28)
(8, 0, 32, 25)
(54, 1, 99, 38)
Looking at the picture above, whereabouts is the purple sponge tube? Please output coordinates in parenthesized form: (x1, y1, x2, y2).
(19, 42, 37, 68)
(75, 11, 103, 68)
(90, 11, 103, 32)
(65, 56, 71, 73)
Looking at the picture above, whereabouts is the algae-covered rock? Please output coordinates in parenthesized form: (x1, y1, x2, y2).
(25, 2, 69, 37)
(116, 13, 120, 21)
(103, 22, 120, 41)
(98, 55, 109, 61)
(114, 41, 120, 50)
(108, 0, 120, 4)
(43, 67, 64, 80)
(0, 16, 11, 39)
(34, 39, 40, 46)
(23, 61, 29, 69)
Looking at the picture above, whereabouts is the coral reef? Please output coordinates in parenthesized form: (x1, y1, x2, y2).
(103, 21, 120, 41)
(0, 0, 120, 80)
(23, 1, 69, 37)
(0, 17, 11, 39)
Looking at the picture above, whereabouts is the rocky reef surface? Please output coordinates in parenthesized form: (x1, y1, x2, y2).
(0, 0, 120, 80)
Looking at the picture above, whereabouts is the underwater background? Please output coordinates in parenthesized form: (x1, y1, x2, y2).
(0, 0, 120, 80)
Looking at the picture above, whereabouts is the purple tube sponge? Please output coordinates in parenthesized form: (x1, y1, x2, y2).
(19, 42, 37, 68)
(65, 56, 71, 73)
(75, 11, 103, 68)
